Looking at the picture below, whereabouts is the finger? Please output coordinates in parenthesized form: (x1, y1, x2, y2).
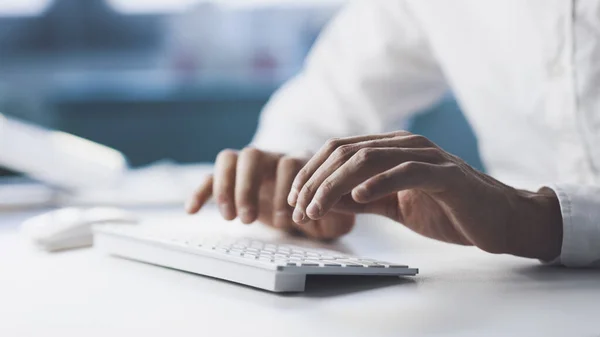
(305, 147, 444, 220)
(295, 221, 323, 240)
(290, 133, 435, 222)
(352, 162, 457, 203)
(273, 156, 302, 229)
(235, 148, 268, 224)
(332, 193, 401, 220)
(186, 175, 214, 214)
(318, 214, 354, 240)
(296, 136, 438, 217)
(213, 149, 238, 220)
(287, 132, 405, 207)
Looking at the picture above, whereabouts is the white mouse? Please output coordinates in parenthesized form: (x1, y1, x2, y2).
(21, 207, 139, 252)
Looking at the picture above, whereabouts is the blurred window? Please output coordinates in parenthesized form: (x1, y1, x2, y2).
(0, 0, 53, 17)
(107, 0, 344, 14)
(106, 0, 199, 14)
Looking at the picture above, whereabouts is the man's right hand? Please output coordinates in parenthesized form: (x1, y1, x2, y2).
(185, 148, 355, 240)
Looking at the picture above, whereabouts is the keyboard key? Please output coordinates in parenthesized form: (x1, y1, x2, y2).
(302, 260, 327, 267)
(318, 260, 344, 267)
(386, 264, 409, 268)
(325, 259, 363, 267)
(250, 242, 264, 249)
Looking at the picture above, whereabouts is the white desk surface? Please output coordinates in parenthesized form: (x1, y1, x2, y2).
(1, 207, 599, 337)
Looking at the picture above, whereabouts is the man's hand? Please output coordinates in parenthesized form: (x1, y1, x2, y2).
(287, 131, 563, 261)
(186, 148, 354, 240)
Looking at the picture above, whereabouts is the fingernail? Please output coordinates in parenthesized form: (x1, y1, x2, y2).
(292, 207, 305, 223)
(306, 202, 321, 218)
(288, 189, 298, 206)
(184, 199, 196, 213)
(239, 208, 255, 224)
(353, 186, 370, 201)
(219, 203, 232, 219)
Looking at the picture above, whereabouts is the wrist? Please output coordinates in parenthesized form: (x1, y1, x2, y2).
(506, 187, 563, 261)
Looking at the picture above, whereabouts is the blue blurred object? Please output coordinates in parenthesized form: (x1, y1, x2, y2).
(50, 88, 485, 172)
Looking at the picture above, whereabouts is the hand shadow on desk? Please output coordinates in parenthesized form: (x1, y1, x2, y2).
(280, 229, 355, 256)
(513, 265, 600, 291)
(283, 275, 416, 298)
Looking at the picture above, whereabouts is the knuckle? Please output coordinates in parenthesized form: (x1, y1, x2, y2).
(300, 182, 316, 196)
(240, 147, 261, 158)
(216, 148, 237, 161)
(215, 192, 230, 204)
(445, 163, 465, 177)
(274, 203, 289, 213)
(333, 144, 354, 160)
(393, 130, 412, 137)
(320, 179, 335, 194)
(354, 148, 375, 165)
(295, 167, 309, 183)
(279, 156, 302, 170)
(236, 196, 256, 210)
(422, 147, 445, 162)
(401, 161, 423, 173)
(324, 137, 343, 152)
(369, 172, 392, 187)
(406, 134, 432, 146)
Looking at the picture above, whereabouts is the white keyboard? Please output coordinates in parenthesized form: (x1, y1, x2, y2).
(94, 225, 418, 292)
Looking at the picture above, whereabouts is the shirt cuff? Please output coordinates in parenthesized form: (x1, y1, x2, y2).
(546, 184, 600, 267)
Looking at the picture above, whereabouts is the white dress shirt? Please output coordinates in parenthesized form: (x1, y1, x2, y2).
(252, 0, 600, 267)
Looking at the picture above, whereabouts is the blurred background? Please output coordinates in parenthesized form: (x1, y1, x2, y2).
(0, 0, 483, 176)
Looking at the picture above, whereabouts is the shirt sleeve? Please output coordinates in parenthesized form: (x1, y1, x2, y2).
(251, 0, 448, 155)
(547, 184, 600, 267)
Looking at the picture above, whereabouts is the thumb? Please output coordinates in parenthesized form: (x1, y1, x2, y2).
(332, 194, 399, 220)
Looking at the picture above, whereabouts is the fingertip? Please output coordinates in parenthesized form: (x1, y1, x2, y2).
(287, 189, 298, 207)
(306, 202, 323, 220)
(219, 203, 237, 221)
(238, 207, 257, 224)
(292, 207, 308, 224)
(185, 198, 199, 214)
(351, 186, 372, 204)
